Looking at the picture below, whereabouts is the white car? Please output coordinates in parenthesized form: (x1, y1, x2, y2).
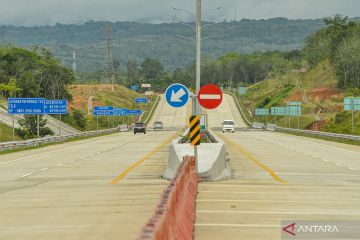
(222, 120, 235, 133)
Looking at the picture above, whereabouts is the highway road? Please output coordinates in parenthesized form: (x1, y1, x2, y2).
(2, 91, 360, 240)
(195, 94, 360, 239)
(0, 95, 188, 240)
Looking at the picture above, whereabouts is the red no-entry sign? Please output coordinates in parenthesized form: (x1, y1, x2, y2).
(198, 84, 223, 109)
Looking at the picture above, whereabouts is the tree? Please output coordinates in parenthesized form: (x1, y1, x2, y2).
(72, 109, 87, 130)
(16, 115, 54, 139)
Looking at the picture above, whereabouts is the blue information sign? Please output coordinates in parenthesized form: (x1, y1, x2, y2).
(8, 98, 45, 115)
(165, 83, 189, 108)
(113, 108, 128, 116)
(344, 98, 360, 111)
(271, 107, 287, 116)
(286, 106, 302, 116)
(44, 100, 68, 114)
(238, 87, 247, 95)
(131, 86, 138, 91)
(136, 98, 148, 103)
(288, 101, 302, 106)
(255, 108, 269, 116)
(127, 110, 142, 116)
(94, 106, 114, 116)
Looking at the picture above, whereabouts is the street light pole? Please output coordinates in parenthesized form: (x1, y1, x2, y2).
(194, 0, 201, 116)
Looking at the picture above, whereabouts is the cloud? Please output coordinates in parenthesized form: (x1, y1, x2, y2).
(0, 0, 359, 26)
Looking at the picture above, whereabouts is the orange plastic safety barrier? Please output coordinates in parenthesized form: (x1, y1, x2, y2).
(139, 156, 199, 240)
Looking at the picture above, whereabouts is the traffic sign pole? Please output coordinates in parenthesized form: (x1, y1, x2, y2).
(37, 115, 40, 138)
(12, 115, 15, 141)
(352, 99, 355, 134)
(59, 114, 62, 136)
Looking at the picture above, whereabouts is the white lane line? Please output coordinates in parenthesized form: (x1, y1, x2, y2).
(200, 184, 360, 188)
(335, 163, 342, 167)
(200, 190, 360, 194)
(224, 95, 234, 121)
(349, 168, 358, 171)
(197, 199, 360, 204)
(18, 173, 32, 179)
(197, 210, 360, 215)
(195, 223, 278, 228)
(40, 168, 49, 171)
(278, 173, 359, 176)
(0, 149, 65, 166)
(282, 136, 360, 156)
(55, 163, 63, 167)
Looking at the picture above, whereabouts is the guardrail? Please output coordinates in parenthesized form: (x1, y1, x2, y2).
(0, 127, 121, 152)
(275, 127, 360, 142)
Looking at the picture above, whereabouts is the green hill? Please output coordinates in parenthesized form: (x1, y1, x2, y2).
(239, 60, 360, 134)
(0, 18, 325, 71)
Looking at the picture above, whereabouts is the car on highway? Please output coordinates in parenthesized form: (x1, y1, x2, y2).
(134, 122, 146, 134)
(222, 120, 235, 133)
(154, 121, 164, 131)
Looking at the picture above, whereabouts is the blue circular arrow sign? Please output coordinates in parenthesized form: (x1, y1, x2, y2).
(165, 83, 190, 108)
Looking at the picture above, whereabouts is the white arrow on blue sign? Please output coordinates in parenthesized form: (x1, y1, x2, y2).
(165, 83, 189, 108)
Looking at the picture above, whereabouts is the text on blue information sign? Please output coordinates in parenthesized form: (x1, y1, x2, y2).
(8, 98, 45, 115)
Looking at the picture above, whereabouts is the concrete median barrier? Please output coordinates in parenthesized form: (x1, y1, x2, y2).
(164, 129, 231, 181)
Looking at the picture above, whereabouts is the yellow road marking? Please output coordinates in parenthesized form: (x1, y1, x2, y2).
(219, 133, 287, 184)
(111, 132, 179, 185)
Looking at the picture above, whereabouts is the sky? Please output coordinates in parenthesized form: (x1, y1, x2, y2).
(0, 0, 359, 26)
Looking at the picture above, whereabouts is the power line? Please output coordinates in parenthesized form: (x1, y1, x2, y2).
(104, 24, 115, 91)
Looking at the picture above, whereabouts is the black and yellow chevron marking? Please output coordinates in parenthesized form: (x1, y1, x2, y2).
(190, 115, 201, 146)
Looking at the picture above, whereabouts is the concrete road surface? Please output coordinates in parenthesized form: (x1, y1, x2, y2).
(148, 94, 190, 130)
(195, 94, 360, 240)
(0, 96, 188, 240)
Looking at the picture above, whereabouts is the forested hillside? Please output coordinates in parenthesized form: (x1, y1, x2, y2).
(0, 18, 325, 71)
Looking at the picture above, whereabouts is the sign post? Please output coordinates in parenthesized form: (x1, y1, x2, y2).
(287, 102, 302, 129)
(93, 106, 114, 131)
(12, 115, 15, 141)
(37, 114, 40, 139)
(238, 87, 247, 101)
(190, 115, 201, 172)
(344, 98, 360, 134)
(8, 98, 45, 139)
(45, 100, 68, 136)
(255, 108, 269, 123)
